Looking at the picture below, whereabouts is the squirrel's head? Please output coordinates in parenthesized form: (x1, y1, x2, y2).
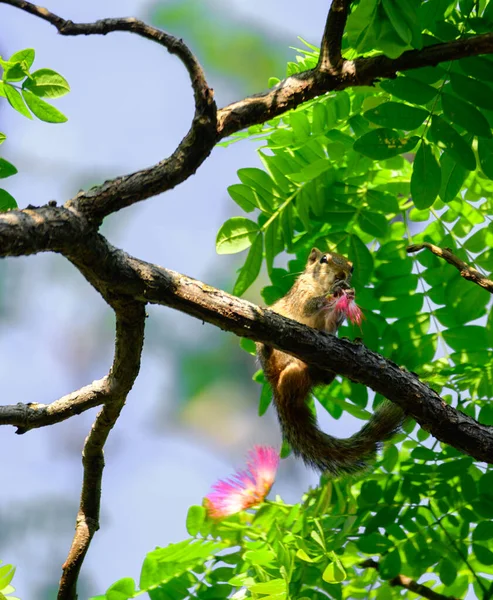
(305, 247, 353, 293)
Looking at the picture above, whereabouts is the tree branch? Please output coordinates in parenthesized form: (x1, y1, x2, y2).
(0, 218, 491, 463)
(0, 0, 218, 224)
(407, 243, 493, 293)
(4, 1, 493, 220)
(361, 559, 460, 600)
(0, 379, 109, 433)
(57, 301, 146, 600)
(0, 292, 146, 432)
(60, 236, 493, 466)
(318, 0, 353, 70)
(217, 32, 493, 137)
(0, 0, 210, 112)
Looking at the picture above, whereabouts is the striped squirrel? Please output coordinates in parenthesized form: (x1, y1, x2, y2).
(257, 248, 404, 476)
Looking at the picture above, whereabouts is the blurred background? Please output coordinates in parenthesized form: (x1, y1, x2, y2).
(0, 1, 348, 597)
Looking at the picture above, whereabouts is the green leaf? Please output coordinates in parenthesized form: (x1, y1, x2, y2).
(439, 558, 457, 586)
(346, 0, 380, 54)
(360, 480, 383, 503)
(411, 447, 436, 461)
(23, 68, 70, 98)
(381, 0, 412, 44)
(240, 337, 256, 355)
(479, 405, 493, 426)
(443, 326, 489, 351)
(474, 543, 493, 565)
(429, 115, 475, 171)
(0, 158, 17, 179)
(258, 383, 272, 416)
(186, 505, 206, 537)
(0, 189, 17, 211)
(21, 89, 67, 122)
(237, 168, 277, 212)
(244, 549, 275, 565)
(358, 211, 388, 237)
(0, 133, 5, 145)
(105, 577, 136, 600)
(458, 56, 493, 83)
(357, 532, 394, 553)
(216, 217, 260, 254)
(4, 84, 32, 119)
(479, 472, 493, 497)
(441, 92, 492, 138)
(382, 445, 399, 472)
(364, 101, 428, 130)
(0, 565, 15, 590)
(478, 137, 493, 180)
(450, 73, 493, 110)
(349, 234, 374, 286)
(2, 61, 29, 82)
(249, 579, 286, 595)
(322, 558, 347, 583)
(379, 549, 401, 580)
(9, 48, 34, 69)
(227, 184, 257, 213)
(233, 233, 263, 295)
(366, 189, 399, 213)
(288, 158, 332, 183)
(140, 540, 224, 590)
(411, 141, 441, 209)
(473, 522, 493, 542)
(439, 152, 467, 203)
(354, 128, 419, 160)
(380, 76, 438, 104)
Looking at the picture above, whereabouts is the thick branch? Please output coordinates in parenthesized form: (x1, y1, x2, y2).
(57, 235, 493, 465)
(407, 243, 493, 293)
(318, 0, 353, 69)
(57, 301, 146, 600)
(361, 559, 460, 600)
(217, 32, 493, 137)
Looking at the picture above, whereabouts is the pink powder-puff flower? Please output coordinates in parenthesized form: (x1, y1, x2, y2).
(331, 289, 364, 326)
(205, 446, 279, 519)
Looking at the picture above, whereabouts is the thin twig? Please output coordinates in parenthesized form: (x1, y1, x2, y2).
(0, 379, 110, 432)
(58, 301, 146, 600)
(318, 0, 353, 70)
(361, 559, 460, 600)
(407, 243, 493, 293)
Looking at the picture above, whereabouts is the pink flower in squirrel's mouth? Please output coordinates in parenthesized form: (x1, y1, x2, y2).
(329, 289, 364, 326)
(205, 446, 279, 519)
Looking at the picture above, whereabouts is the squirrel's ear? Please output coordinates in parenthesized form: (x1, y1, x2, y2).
(308, 248, 321, 264)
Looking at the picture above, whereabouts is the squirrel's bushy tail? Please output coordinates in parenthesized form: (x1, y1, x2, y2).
(274, 383, 404, 477)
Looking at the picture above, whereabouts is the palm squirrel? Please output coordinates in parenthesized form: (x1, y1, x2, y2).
(257, 248, 404, 476)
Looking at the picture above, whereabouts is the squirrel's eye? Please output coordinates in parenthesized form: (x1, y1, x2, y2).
(320, 255, 328, 264)
(350, 265, 354, 274)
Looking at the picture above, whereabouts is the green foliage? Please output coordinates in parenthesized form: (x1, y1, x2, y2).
(0, 561, 19, 600)
(187, 1, 493, 597)
(0, 48, 70, 211)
